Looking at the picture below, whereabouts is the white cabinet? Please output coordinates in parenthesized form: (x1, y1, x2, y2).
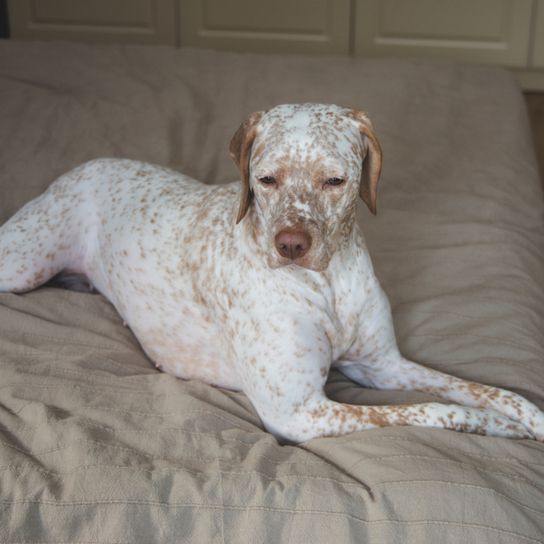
(6, 0, 544, 89)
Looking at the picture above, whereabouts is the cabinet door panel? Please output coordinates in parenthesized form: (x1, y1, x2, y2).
(179, 0, 350, 54)
(354, 0, 533, 67)
(533, 0, 544, 68)
(7, 0, 176, 45)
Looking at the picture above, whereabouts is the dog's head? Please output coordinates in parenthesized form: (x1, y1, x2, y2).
(230, 103, 382, 271)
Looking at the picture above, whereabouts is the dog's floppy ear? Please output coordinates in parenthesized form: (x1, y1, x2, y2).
(347, 110, 383, 215)
(230, 111, 264, 224)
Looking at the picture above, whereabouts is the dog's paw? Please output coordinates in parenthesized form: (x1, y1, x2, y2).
(527, 409, 544, 442)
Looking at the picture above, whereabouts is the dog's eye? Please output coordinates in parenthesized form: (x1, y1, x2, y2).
(258, 176, 276, 185)
(325, 177, 345, 187)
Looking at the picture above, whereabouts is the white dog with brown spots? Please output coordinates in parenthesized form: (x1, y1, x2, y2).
(1, 103, 543, 443)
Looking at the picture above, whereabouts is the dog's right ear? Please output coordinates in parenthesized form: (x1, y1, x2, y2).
(229, 111, 264, 224)
(347, 110, 383, 216)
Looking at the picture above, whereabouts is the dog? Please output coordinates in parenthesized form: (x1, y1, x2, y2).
(1, 103, 543, 443)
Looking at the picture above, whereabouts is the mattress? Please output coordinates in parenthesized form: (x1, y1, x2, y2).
(0, 40, 543, 543)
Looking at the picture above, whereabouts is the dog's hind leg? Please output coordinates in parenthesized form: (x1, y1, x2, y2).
(0, 173, 87, 293)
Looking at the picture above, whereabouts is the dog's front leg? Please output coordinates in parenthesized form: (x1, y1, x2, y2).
(335, 284, 544, 441)
(236, 311, 531, 443)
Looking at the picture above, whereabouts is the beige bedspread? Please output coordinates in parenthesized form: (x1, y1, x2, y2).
(1, 41, 544, 543)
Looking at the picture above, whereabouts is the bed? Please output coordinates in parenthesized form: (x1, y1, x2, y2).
(1, 40, 543, 543)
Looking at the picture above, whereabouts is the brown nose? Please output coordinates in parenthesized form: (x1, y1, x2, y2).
(274, 229, 312, 260)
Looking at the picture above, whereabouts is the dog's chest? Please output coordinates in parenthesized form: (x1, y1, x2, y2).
(108, 237, 367, 390)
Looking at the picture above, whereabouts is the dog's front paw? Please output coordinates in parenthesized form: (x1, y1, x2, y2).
(527, 409, 544, 442)
(474, 408, 533, 440)
(486, 390, 544, 441)
(512, 396, 544, 442)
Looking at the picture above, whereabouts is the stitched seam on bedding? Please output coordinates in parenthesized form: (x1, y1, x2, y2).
(10, 366, 161, 391)
(7, 367, 160, 391)
(395, 308, 536, 323)
(0, 381, 180, 398)
(0, 442, 544, 514)
(0, 423, 262, 446)
(372, 479, 544, 515)
(345, 453, 540, 484)
(218, 462, 226, 544)
(0, 500, 541, 542)
(16, 432, 544, 469)
(393, 295, 539, 307)
(0, 435, 323, 469)
(3, 460, 543, 511)
(0, 462, 368, 490)
(311, 435, 544, 465)
(3, 461, 544, 512)
(0, 420, 348, 473)
(0, 405, 261, 433)
(3, 422, 544, 468)
(408, 333, 535, 351)
(408, 357, 538, 365)
(0, 329, 127, 351)
(18, 354, 154, 379)
(3, 541, 129, 544)
(0, 436, 538, 488)
(362, 449, 543, 466)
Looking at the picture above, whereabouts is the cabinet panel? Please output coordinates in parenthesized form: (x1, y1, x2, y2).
(179, 0, 351, 54)
(533, 0, 544, 68)
(355, 0, 533, 67)
(7, 0, 176, 45)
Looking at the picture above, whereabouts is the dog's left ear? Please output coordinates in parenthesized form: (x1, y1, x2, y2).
(347, 110, 383, 215)
(230, 111, 264, 224)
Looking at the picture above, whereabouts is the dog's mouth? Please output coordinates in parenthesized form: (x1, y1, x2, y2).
(272, 258, 328, 272)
